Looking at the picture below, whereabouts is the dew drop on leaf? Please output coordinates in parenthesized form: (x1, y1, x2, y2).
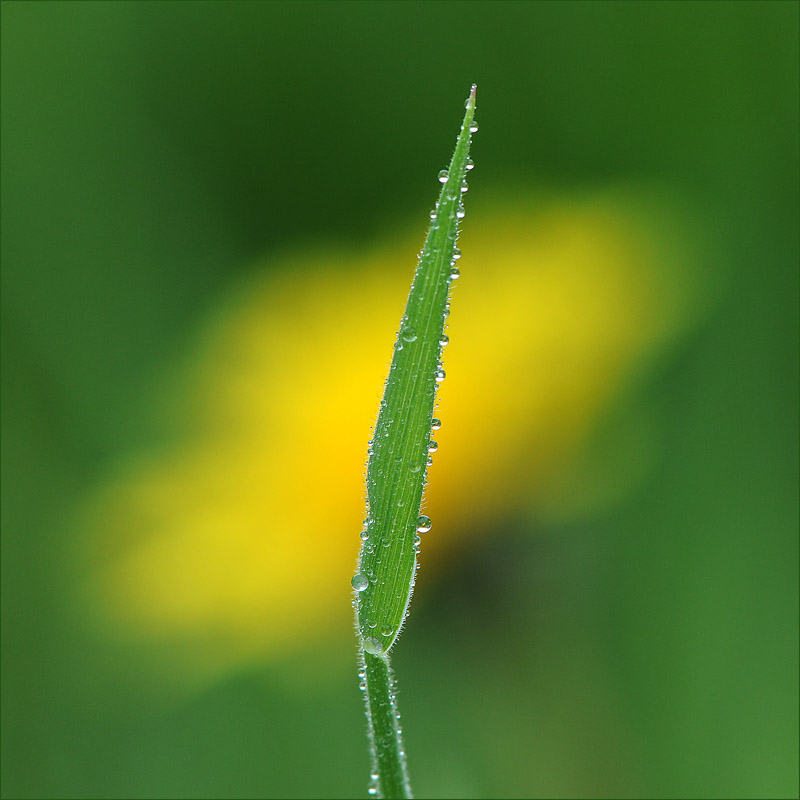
(416, 515, 432, 533)
(437, 169, 448, 183)
(363, 636, 384, 655)
(352, 573, 369, 592)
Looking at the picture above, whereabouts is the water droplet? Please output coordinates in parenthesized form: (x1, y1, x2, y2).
(380, 624, 394, 637)
(449, 266, 460, 280)
(363, 636, 383, 655)
(466, 157, 475, 170)
(439, 334, 449, 346)
(429, 210, 437, 220)
(360, 529, 369, 541)
(437, 169, 448, 183)
(452, 248, 462, 260)
(368, 773, 380, 796)
(394, 340, 403, 351)
(414, 534, 421, 546)
(427, 455, 434, 466)
(409, 462, 422, 473)
(431, 418, 441, 430)
(470, 120, 479, 133)
(435, 368, 446, 383)
(359, 680, 367, 691)
(456, 205, 466, 219)
(397, 497, 405, 507)
(428, 440, 438, 453)
(401, 326, 417, 343)
(416, 515, 432, 533)
(352, 573, 369, 592)
(381, 537, 390, 548)
(367, 618, 377, 628)
(460, 182, 469, 193)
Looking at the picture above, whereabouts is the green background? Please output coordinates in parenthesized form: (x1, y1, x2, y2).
(1, 1, 798, 798)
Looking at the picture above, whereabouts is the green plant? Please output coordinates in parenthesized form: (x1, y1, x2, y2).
(352, 85, 478, 800)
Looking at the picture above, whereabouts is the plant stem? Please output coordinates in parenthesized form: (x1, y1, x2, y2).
(363, 651, 411, 799)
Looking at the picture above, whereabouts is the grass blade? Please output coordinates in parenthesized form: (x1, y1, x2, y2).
(353, 85, 477, 799)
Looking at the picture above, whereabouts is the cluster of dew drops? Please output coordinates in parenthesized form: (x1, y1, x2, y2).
(352, 113, 477, 658)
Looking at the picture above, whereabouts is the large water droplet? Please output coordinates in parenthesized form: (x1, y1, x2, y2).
(456, 204, 466, 219)
(435, 368, 446, 383)
(437, 169, 448, 183)
(380, 624, 394, 637)
(409, 461, 422, 474)
(460, 182, 469, 193)
(466, 157, 475, 170)
(352, 573, 369, 592)
(367, 618, 377, 628)
(452, 248, 462, 260)
(401, 326, 417, 343)
(416, 515, 432, 533)
(449, 266, 460, 280)
(363, 636, 384, 655)
(439, 334, 449, 346)
(470, 120, 479, 133)
(429, 210, 437, 220)
(428, 440, 438, 453)
(431, 417, 441, 430)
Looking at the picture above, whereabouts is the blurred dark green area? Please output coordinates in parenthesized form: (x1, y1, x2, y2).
(1, 1, 798, 798)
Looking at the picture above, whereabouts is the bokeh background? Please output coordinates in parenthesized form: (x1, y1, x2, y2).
(2, 2, 798, 798)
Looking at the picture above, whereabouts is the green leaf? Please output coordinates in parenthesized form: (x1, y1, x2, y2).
(354, 85, 477, 655)
(353, 85, 477, 799)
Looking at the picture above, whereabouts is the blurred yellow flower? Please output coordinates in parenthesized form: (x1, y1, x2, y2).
(79, 188, 704, 684)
